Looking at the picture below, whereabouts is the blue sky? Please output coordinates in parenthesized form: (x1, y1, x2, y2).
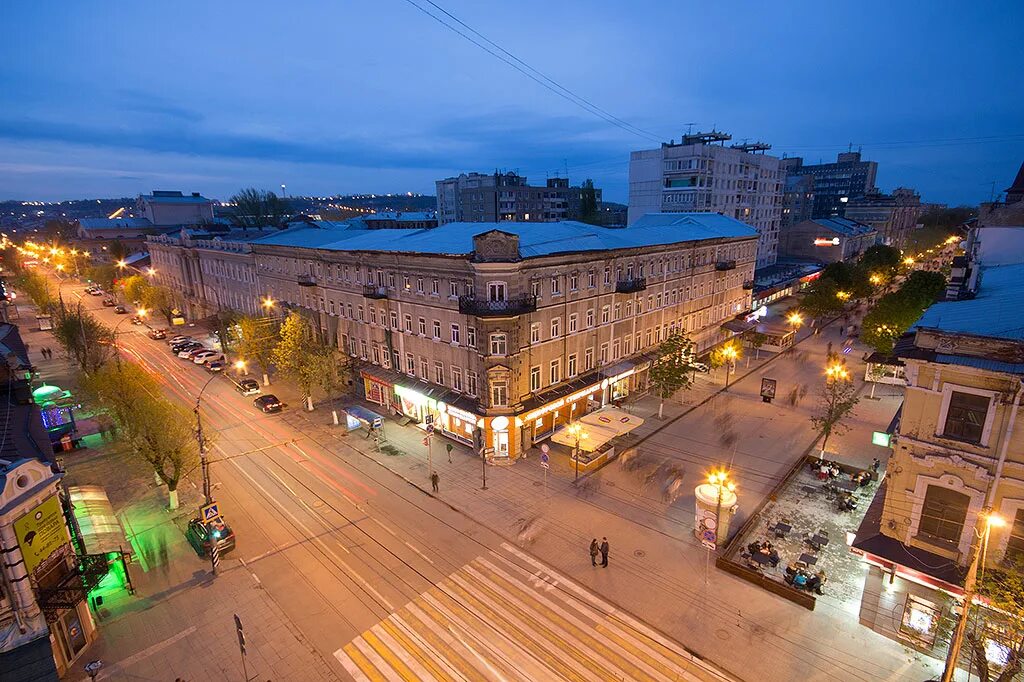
(1, 0, 1021, 204)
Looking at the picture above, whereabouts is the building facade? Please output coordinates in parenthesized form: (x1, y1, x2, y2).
(781, 174, 815, 228)
(136, 190, 215, 226)
(627, 131, 784, 269)
(436, 172, 601, 225)
(783, 151, 878, 219)
(844, 187, 922, 248)
(778, 217, 878, 264)
(244, 214, 756, 461)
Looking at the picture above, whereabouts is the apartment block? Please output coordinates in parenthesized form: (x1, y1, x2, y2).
(844, 187, 922, 248)
(627, 131, 784, 269)
(778, 217, 878, 264)
(783, 152, 878, 219)
(436, 172, 601, 225)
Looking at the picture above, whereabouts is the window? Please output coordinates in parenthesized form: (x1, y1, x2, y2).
(387, 272, 396, 289)
(391, 350, 400, 370)
(406, 353, 415, 374)
(371, 345, 380, 364)
(404, 314, 412, 332)
(584, 347, 594, 371)
(467, 371, 478, 396)
(530, 366, 541, 391)
(434, 361, 444, 385)
(403, 275, 411, 290)
(368, 307, 377, 325)
(943, 391, 990, 444)
(1005, 509, 1024, 563)
(420, 358, 429, 379)
(588, 270, 596, 288)
(357, 306, 364, 322)
(491, 379, 508, 407)
(603, 267, 611, 285)
(568, 313, 578, 333)
(569, 273, 579, 291)
(531, 280, 541, 298)
(550, 317, 561, 338)
(551, 277, 561, 295)
(490, 333, 508, 355)
(549, 359, 561, 384)
(451, 367, 463, 391)
(601, 305, 610, 324)
(449, 281, 459, 298)
(418, 317, 427, 335)
(612, 338, 620, 360)
(467, 327, 476, 348)
(600, 343, 608, 364)
(530, 323, 540, 344)
(918, 485, 970, 545)
(488, 282, 506, 302)
(450, 323, 461, 344)
(568, 353, 577, 377)
(432, 320, 441, 339)
(431, 279, 440, 295)
(390, 311, 398, 329)
(417, 277, 424, 293)
(359, 339, 368, 358)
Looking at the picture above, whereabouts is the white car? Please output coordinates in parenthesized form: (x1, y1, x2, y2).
(178, 347, 203, 359)
(168, 335, 190, 345)
(193, 351, 219, 364)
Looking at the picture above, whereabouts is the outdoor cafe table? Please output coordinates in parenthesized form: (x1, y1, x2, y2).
(749, 552, 773, 567)
(773, 522, 792, 536)
(833, 480, 858, 493)
(811, 534, 830, 548)
(798, 553, 818, 566)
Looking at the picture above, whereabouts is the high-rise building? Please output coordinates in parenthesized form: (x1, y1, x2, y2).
(781, 174, 815, 228)
(435, 172, 601, 225)
(783, 152, 878, 219)
(627, 131, 784, 268)
(844, 187, 922, 248)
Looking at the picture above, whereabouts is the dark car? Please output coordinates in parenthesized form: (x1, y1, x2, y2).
(170, 341, 200, 353)
(147, 328, 167, 340)
(253, 394, 283, 413)
(102, 298, 115, 307)
(205, 360, 225, 372)
(185, 517, 235, 558)
(113, 305, 127, 314)
(236, 379, 261, 396)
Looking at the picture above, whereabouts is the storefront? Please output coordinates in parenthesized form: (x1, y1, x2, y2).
(602, 363, 637, 403)
(521, 375, 604, 447)
(361, 370, 392, 408)
(438, 403, 477, 446)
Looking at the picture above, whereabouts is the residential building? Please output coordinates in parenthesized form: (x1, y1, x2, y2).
(783, 151, 878, 219)
(844, 187, 922, 248)
(977, 160, 1024, 229)
(781, 174, 815, 228)
(778, 217, 878, 264)
(136, 190, 215, 226)
(627, 131, 784, 268)
(360, 211, 437, 230)
(0, 324, 98, 680)
(74, 217, 164, 260)
(436, 172, 601, 225)
(247, 214, 756, 461)
(852, 251, 1024, 662)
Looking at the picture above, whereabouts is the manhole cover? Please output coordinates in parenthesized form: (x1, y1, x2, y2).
(532, 481, 542, 487)
(634, 549, 646, 559)
(715, 629, 731, 641)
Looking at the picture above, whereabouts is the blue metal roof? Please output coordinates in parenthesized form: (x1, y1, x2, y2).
(935, 354, 1024, 375)
(79, 217, 153, 229)
(914, 262, 1024, 342)
(806, 217, 875, 237)
(140, 192, 212, 204)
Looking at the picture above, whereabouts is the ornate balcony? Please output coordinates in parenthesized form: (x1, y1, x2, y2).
(615, 277, 647, 294)
(297, 274, 317, 287)
(458, 294, 537, 317)
(363, 285, 389, 299)
(716, 260, 737, 271)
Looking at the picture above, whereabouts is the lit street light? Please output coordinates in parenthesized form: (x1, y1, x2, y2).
(567, 422, 587, 481)
(720, 343, 739, 390)
(825, 362, 850, 382)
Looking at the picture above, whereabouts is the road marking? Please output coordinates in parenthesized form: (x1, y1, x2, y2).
(97, 625, 198, 679)
(403, 540, 435, 565)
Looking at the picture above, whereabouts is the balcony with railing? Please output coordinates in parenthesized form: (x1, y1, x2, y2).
(716, 260, 737, 271)
(459, 294, 537, 317)
(297, 273, 317, 287)
(615, 277, 647, 294)
(363, 284, 389, 299)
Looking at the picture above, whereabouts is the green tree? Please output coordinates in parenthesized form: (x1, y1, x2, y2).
(272, 312, 318, 410)
(142, 284, 178, 325)
(120, 274, 149, 305)
(810, 369, 860, 457)
(800, 278, 845, 320)
(861, 271, 947, 354)
(51, 301, 115, 373)
(859, 244, 902, 276)
(963, 559, 1024, 682)
(230, 188, 291, 228)
(743, 330, 769, 365)
(578, 179, 600, 225)
(14, 270, 55, 312)
(237, 314, 279, 385)
(108, 240, 129, 262)
(648, 330, 695, 419)
(85, 264, 118, 291)
(901, 270, 947, 306)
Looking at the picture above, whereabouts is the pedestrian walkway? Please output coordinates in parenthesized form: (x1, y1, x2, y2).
(336, 542, 734, 682)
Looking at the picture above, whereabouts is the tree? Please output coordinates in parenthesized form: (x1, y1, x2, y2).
(14, 270, 55, 312)
(85, 264, 118, 291)
(119, 274, 149, 305)
(861, 271, 947, 354)
(810, 371, 860, 457)
(272, 312, 318, 410)
(962, 559, 1024, 682)
(648, 330, 695, 419)
(860, 244, 902, 276)
(743, 330, 769, 365)
(237, 314, 279, 385)
(108, 240, 129, 262)
(141, 284, 178, 325)
(80, 363, 201, 510)
(51, 301, 115, 373)
(799, 278, 845, 320)
(901, 270, 947, 306)
(578, 179, 600, 225)
(230, 188, 291, 228)
(41, 218, 77, 242)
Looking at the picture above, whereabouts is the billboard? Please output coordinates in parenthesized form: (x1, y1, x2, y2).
(14, 494, 70, 574)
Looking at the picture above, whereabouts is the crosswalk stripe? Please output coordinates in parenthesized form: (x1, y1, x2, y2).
(468, 560, 673, 682)
(378, 618, 457, 682)
(417, 596, 524, 682)
(335, 643, 384, 682)
(357, 632, 414, 682)
(342, 641, 390, 682)
(370, 624, 434, 681)
(402, 603, 494, 682)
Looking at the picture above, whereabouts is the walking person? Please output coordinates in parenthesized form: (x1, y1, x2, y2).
(589, 538, 599, 566)
(599, 537, 609, 567)
(446, 442, 453, 464)
(430, 471, 439, 493)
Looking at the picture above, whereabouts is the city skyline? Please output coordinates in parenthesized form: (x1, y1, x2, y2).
(2, 1, 1022, 205)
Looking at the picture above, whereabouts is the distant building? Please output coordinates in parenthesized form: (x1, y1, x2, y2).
(74, 217, 163, 259)
(436, 173, 600, 225)
(778, 217, 878, 264)
(781, 174, 815, 228)
(844, 187, 922, 248)
(360, 211, 438, 230)
(977, 161, 1024, 228)
(136, 190, 215, 226)
(627, 130, 783, 268)
(782, 151, 878, 218)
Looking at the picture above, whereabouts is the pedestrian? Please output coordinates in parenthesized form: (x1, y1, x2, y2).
(826, 341, 833, 357)
(839, 325, 845, 337)
(446, 442, 453, 464)
(871, 458, 881, 473)
(599, 537, 609, 567)
(430, 471, 439, 493)
(47, 347, 53, 359)
(589, 538, 599, 566)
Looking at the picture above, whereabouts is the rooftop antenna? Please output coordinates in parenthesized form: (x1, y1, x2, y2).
(986, 181, 996, 202)
(847, 142, 853, 153)
(684, 122, 696, 136)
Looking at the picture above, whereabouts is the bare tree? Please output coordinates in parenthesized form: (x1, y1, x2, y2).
(230, 188, 291, 228)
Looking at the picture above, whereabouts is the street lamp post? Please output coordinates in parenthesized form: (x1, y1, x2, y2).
(113, 308, 147, 367)
(720, 344, 738, 390)
(194, 374, 219, 506)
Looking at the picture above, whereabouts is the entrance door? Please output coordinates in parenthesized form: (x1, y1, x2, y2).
(493, 430, 509, 457)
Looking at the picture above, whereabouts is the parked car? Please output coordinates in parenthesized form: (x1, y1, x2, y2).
(87, 288, 103, 296)
(236, 379, 261, 396)
(688, 362, 710, 373)
(148, 328, 167, 340)
(177, 345, 205, 358)
(113, 305, 127, 314)
(253, 394, 283, 413)
(171, 341, 201, 353)
(192, 351, 219, 364)
(102, 298, 115, 307)
(168, 335, 190, 345)
(205, 360, 225, 372)
(185, 517, 235, 558)
(183, 347, 210, 360)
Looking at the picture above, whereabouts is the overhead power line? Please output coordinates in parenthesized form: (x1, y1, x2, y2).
(399, 0, 665, 144)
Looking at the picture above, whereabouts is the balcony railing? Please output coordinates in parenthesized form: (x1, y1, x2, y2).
(297, 274, 317, 287)
(716, 260, 737, 271)
(459, 294, 537, 317)
(363, 285, 389, 299)
(615, 277, 647, 294)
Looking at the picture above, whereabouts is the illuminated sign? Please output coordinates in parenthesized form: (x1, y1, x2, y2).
(814, 237, 841, 246)
(14, 495, 69, 575)
(872, 431, 892, 447)
(522, 382, 602, 422)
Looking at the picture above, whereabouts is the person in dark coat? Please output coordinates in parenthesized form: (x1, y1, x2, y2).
(430, 471, 439, 493)
(599, 537, 609, 567)
(589, 539, 599, 566)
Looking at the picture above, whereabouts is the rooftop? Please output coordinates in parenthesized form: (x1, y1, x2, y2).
(140, 191, 212, 205)
(914, 262, 1024, 342)
(802, 217, 876, 237)
(78, 217, 154, 229)
(253, 213, 758, 259)
(363, 211, 437, 222)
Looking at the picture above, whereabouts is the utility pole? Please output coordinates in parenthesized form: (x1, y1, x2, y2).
(195, 405, 212, 505)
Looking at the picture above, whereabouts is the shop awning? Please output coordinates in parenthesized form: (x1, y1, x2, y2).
(68, 485, 129, 556)
(360, 364, 480, 415)
(520, 370, 603, 414)
(722, 318, 756, 333)
(550, 408, 645, 452)
(601, 360, 635, 378)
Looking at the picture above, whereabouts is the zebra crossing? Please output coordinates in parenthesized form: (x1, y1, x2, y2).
(335, 542, 734, 682)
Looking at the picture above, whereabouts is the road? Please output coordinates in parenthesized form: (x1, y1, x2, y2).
(65, 279, 731, 682)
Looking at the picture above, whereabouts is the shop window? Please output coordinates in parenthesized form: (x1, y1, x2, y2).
(943, 391, 990, 444)
(899, 595, 941, 646)
(918, 485, 969, 545)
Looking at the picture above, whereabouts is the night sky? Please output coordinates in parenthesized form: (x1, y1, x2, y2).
(2, 0, 1022, 204)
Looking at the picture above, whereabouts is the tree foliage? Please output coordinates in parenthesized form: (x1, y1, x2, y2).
(810, 373, 860, 454)
(85, 264, 118, 291)
(859, 244, 902, 277)
(230, 187, 290, 228)
(800, 278, 845, 319)
(649, 331, 695, 401)
(13, 270, 55, 312)
(965, 559, 1024, 682)
(237, 314, 279, 383)
(272, 312, 346, 409)
(51, 301, 115, 373)
(578, 179, 600, 225)
(861, 271, 947, 354)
